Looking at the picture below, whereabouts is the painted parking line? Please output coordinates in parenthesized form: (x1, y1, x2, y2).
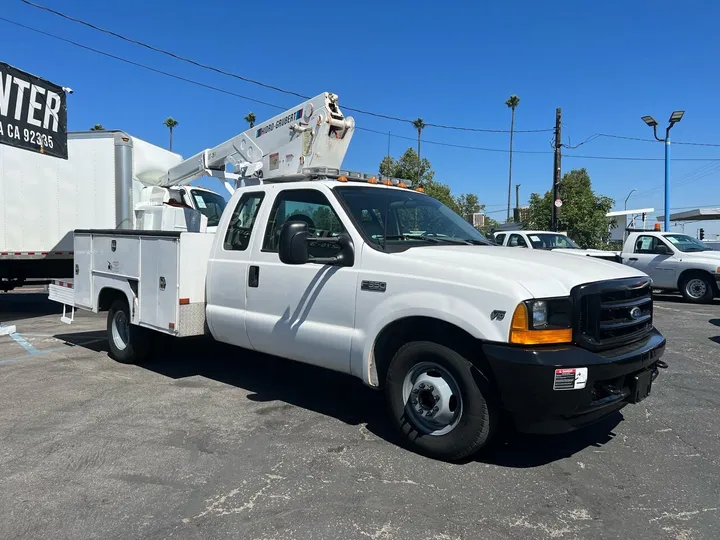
(0, 336, 107, 367)
(8, 332, 40, 356)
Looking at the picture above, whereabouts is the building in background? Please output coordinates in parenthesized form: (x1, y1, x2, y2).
(513, 206, 530, 223)
(469, 213, 486, 228)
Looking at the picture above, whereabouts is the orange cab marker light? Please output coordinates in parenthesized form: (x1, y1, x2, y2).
(382, 179, 393, 186)
(337, 175, 348, 182)
(509, 303, 572, 345)
(397, 182, 407, 188)
(179, 298, 190, 305)
(415, 187, 424, 192)
(368, 177, 378, 184)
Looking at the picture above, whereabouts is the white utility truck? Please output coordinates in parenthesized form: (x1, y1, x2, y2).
(620, 231, 720, 303)
(0, 130, 227, 291)
(50, 92, 667, 461)
(493, 230, 621, 262)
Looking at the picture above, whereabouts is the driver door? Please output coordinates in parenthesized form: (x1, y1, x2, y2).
(625, 235, 676, 288)
(244, 187, 359, 374)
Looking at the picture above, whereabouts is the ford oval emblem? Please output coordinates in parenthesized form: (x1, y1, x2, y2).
(629, 307, 642, 320)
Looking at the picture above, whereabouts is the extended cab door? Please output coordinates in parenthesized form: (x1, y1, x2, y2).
(243, 186, 358, 373)
(205, 190, 266, 348)
(624, 234, 677, 288)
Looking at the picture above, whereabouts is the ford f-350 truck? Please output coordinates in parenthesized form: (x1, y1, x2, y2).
(50, 167, 668, 461)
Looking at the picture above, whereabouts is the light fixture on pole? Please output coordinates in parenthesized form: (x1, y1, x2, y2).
(641, 111, 684, 233)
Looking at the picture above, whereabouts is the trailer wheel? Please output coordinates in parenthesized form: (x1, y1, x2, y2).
(679, 272, 715, 304)
(385, 341, 497, 462)
(107, 298, 152, 364)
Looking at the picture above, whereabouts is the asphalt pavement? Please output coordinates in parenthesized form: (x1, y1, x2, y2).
(0, 291, 718, 540)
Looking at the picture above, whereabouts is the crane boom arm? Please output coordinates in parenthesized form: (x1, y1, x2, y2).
(162, 92, 355, 189)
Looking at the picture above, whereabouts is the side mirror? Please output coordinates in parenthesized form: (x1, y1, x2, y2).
(655, 244, 671, 255)
(278, 221, 355, 266)
(279, 221, 310, 264)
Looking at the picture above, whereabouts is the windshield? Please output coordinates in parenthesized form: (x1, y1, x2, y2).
(526, 233, 580, 250)
(664, 234, 713, 252)
(333, 186, 491, 250)
(189, 189, 227, 227)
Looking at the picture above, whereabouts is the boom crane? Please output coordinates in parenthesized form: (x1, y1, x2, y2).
(162, 92, 355, 194)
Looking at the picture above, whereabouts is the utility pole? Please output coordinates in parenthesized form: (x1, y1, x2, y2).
(550, 108, 562, 231)
(515, 184, 520, 218)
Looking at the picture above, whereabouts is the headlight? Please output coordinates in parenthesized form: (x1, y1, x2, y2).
(510, 298, 573, 345)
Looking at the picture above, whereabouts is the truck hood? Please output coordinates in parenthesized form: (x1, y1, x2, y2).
(676, 251, 720, 264)
(397, 245, 647, 298)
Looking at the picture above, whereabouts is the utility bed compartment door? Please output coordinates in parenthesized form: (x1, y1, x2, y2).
(139, 237, 180, 332)
(73, 234, 93, 309)
(91, 235, 141, 277)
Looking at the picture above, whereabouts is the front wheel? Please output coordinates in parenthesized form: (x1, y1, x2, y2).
(679, 273, 715, 304)
(107, 298, 153, 364)
(385, 341, 498, 461)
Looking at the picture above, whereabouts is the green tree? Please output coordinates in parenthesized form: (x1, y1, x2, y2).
(244, 112, 256, 128)
(525, 168, 615, 248)
(163, 117, 179, 151)
(456, 193, 483, 220)
(90, 124, 104, 131)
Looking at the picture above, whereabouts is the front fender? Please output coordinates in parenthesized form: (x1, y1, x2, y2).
(350, 290, 514, 386)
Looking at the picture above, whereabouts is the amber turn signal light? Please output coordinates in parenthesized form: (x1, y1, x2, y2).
(509, 303, 572, 345)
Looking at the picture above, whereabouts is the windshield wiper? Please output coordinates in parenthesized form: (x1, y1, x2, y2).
(384, 235, 491, 246)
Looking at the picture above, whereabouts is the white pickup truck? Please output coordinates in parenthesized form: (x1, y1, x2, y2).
(50, 168, 668, 461)
(620, 231, 720, 303)
(493, 230, 621, 262)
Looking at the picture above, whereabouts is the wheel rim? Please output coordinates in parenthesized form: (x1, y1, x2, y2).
(111, 310, 130, 351)
(402, 361, 463, 436)
(686, 278, 707, 299)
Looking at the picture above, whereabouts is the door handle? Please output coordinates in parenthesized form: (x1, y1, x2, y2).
(249, 265, 259, 288)
(628, 257, 638, 261)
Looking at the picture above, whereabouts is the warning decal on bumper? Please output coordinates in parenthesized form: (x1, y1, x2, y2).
(553, 367, 588, 391)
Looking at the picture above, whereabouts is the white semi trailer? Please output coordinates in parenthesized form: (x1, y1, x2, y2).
(0, 130, 227, 291)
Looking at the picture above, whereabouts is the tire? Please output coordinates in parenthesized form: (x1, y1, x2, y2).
(679, 272, 715, 304)
(385, 341, 498, 461)
(106, 298, 153, 364)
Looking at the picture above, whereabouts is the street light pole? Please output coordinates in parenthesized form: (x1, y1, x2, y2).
(641, 111, 684, 233)
(624, 188, 637, 211)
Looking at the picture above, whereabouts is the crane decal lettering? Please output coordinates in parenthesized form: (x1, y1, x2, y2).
(256, 108, 304, 138)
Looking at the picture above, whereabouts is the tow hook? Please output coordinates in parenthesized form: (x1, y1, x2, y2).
(655, 360, 668, 370)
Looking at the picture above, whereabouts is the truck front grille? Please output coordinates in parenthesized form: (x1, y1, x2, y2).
(573, 277, 653, 351)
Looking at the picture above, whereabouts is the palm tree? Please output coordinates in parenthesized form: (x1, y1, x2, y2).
(90, 124, 105, 131)
(163, 117, 179, 151)
(244, 112, 256, 128)
(412, 117, 426, 185)
(505, 95, 520, 221)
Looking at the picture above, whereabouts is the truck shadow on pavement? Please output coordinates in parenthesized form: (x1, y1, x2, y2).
(55, 331, 623, 468)
(0, 292, 62, 323)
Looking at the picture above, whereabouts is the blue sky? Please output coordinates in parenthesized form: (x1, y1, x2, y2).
(4, 0, 720, 236)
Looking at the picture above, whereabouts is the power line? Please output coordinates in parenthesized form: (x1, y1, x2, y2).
(17, 0, 553, 134)
(0, 17, 286, 110)
(356, 127, 550, 154)
(4, 16, 720, 166)
(564, 131, 720, 148)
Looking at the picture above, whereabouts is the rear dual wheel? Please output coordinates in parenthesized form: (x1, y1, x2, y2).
(385, 341, 498, 461)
